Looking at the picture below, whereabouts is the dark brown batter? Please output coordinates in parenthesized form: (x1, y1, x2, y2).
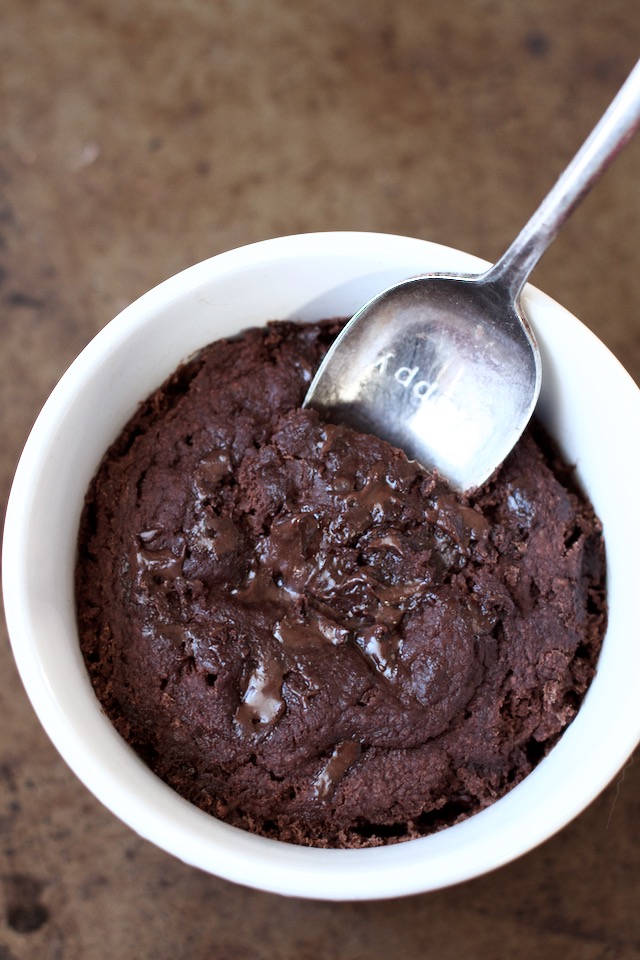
(75, 319, 606, 848)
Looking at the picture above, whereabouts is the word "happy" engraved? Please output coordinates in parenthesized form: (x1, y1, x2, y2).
(371, 352, 437, 401)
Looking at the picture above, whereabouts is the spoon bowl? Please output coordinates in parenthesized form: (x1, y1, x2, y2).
(306, 59, 640, 490)
(305, 272, 540, 490)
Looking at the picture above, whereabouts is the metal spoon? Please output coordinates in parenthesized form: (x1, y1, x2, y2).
(305, 60, 640, 491)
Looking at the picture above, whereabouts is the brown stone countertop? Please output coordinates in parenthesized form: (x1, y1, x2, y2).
(1, 1, 639, 957)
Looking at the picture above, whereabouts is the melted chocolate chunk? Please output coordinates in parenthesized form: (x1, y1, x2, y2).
(76, 320, 607, 848)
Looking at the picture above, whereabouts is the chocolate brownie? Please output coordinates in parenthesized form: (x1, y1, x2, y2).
(75, 319, 606, 847)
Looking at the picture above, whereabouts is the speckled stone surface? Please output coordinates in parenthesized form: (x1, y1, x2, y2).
(1, 1, 639, 957)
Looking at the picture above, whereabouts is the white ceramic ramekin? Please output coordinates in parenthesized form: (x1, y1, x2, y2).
(4, 233, 640, 900)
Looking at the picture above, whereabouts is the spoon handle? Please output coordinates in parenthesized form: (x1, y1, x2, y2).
(484, 58, 640, 301)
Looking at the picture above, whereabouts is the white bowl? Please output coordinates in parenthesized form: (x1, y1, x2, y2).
(4, 232, 640, 900)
